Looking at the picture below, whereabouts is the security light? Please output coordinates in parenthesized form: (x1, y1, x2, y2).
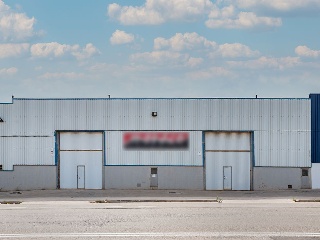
(152, 112, 157, 117)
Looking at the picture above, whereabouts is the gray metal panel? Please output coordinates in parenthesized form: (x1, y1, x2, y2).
(105, 131, 203, 166)
(105, 166, 151, 189)
(157, 166, 203, 190)
(253, 167, 310, 190)
(104, 166, 203, 190)
(0, 166, 57, 191)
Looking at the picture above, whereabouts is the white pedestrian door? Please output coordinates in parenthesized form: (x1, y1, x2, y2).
(77, 165, 85, 189)
(223, 166, 232, 190)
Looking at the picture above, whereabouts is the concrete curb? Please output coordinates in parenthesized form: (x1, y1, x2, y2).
(91, 199, 223, 203)
(293, 199, 320, 202)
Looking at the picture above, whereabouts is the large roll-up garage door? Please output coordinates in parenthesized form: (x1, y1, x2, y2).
(205, 132, 251, 190)
(59, 132, 103, 189)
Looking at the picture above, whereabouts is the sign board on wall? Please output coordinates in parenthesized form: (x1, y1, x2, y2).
(123, 132, 189, 150)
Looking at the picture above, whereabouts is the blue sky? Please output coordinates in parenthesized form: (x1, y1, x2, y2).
(0, 0, 320, 102)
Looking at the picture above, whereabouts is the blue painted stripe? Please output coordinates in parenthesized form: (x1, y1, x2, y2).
(57, 130, 105, 133)
(310, 94, 320, 163)
(103, 131, 107, 165)
(54, 131, 58, 166)
(104, 165, 203, 167)
(202, 131, 205, 167)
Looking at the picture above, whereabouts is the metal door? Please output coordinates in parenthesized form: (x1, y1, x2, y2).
(150, 168, 158, 188)
(77, 165, 85, 189)
(223, 166, 232, 190)
(59, 132, 103, 189)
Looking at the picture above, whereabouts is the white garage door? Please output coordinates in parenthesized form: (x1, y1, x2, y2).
(59, 132, 103, 189)
(205, 132, 251, 190)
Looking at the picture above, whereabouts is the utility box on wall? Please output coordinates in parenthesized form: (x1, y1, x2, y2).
(150, 167, 158, 189)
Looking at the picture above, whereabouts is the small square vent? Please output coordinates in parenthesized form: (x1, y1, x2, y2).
(302, 169, 309, 177)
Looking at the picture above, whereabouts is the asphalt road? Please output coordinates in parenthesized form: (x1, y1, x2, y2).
(1, 197, 320, 239)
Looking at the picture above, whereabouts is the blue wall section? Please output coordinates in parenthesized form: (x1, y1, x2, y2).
(310, 94, 320, 163)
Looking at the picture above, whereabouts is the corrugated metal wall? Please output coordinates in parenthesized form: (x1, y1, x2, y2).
(0, 98, 311, 169)
(2, 98, 310, 133)
(0, 136, 54, 170)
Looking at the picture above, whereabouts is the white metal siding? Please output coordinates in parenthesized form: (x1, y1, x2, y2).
(0, 137, 54, 170)
(105, 131, 203, 166)
(255, 131, 311, 167)
(0, 98, 311, 169)
(6, 98, 310, 133)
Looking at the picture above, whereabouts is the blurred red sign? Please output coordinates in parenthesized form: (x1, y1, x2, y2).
(123, 132, 189, 150)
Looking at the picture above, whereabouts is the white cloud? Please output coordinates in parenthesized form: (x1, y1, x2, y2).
(107, 0, 287, 30)
(0, 1, 9, 12)
(208, 5, 236, 19)
(228, 56, 300, 70)
(72, 43, 100, 60)
(0, 43, 29, 58)
(0, 67, 17, 75)
(187, 66, 235, 79)
(30, 42, 77, 57)
(186, 57, 203, 67)
(235, 0, 320, 12)
(38, 72, 85, 80)
(107, 0, 317, 30)
(108, 0, 213, 25)
(30, 42, 99, 60)
(154, 32, 216, 51)
(216, 43, 259, 58)
(153, 32, 258, 59)
(295, 46, 320, 58)
(0, 0, 36, 41)
(110, 30, 135, 45)
(131, 50, 189, 65)
(206, 11, 282, 29)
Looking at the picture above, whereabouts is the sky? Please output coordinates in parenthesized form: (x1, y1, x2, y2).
(0, 0, 320, 102)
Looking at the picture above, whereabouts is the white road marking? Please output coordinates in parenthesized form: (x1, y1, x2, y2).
(0, 232, 320, 238)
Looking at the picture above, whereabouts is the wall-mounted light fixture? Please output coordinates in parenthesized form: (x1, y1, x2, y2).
(0, 117, 3, 122)
(152, 112, 157, 117)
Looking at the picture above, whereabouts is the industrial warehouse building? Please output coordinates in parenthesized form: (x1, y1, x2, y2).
(0, 95, 320, 191)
